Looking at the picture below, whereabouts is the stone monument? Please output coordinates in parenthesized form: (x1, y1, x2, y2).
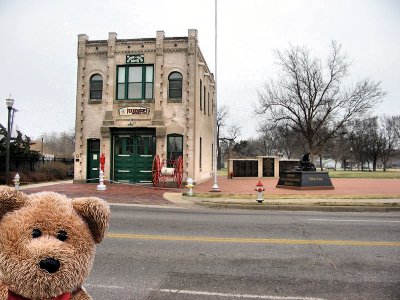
(276, 153, 334, 190)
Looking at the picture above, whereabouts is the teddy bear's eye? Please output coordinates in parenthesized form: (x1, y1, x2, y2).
(32, 229, 42, 238)
(57, 230, 68, 241)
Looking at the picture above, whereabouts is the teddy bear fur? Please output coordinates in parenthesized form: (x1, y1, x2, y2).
(0, 186, 110, 300)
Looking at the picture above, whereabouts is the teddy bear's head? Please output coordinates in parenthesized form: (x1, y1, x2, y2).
(0, 186, 110, 299)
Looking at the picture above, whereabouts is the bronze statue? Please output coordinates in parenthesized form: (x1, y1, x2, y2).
(294, 153, 316, 172)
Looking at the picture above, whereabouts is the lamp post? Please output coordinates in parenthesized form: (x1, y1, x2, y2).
(41, 134, 45, 163)
(5, 96, 15, 185)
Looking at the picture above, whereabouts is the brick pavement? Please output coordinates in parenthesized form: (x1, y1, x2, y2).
(22, 183, 177, 205)
(194, 176, 400, 196)
(17, 176, 400, 207)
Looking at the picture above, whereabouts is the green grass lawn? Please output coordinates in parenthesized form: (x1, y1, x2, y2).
(217, 168, 228, 176)
(217, 168, 400, 179)
(327, 169, 400, 179)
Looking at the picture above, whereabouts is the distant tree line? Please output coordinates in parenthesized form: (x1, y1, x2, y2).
(40, 130, 75, 157)
(221, 115, 400, 171)
(216, 41, 399, 171)
(0, 125, 75, 183)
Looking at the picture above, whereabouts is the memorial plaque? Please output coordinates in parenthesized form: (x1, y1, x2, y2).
(263, 158, 275, 177)
(233, 160, 258, 177)
(276, 171, 334, 190)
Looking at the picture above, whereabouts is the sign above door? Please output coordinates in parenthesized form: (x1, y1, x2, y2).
(119, 107, 150, 116)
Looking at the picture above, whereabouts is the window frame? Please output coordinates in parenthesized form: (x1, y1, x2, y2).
(199, 137, 202, 170)
(200, 79, 202, 110)
(116, 64, 154, 100)
(203, 85, 206, 115)
(168, 72, 183, 100)
(208, 92, 210, 116)
(167, 134, 183, 167)
(89, 74, 103, 100)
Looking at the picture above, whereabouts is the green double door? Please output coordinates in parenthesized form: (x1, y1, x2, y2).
(113, 132, 155, 183)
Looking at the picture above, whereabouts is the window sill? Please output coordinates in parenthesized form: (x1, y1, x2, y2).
(167, 98, 183, 103)
(88, 100, 102, 104)
(115, 99, 154, 104)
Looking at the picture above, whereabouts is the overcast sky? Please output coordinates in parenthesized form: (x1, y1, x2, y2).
(0, 0, 399, 141)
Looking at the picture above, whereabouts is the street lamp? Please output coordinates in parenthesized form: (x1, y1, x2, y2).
(5, 96, 15, 185)
(41, 134, 45, 163)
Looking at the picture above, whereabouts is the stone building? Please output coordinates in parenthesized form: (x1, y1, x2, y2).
(74, 30, 216, 184)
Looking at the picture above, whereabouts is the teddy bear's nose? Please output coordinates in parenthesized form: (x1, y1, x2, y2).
(39, 258, 60, 273)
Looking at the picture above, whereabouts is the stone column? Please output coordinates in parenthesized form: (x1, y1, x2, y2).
(154, 31, 166, 159)
(101, 32, 117, 181)
(74, 34, 88, 182)
(186, 29, 197, 180)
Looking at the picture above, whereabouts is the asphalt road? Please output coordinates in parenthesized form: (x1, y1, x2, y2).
(85, 205, 400, 300)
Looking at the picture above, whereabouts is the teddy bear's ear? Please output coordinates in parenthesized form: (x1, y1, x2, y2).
(0, 186, 28, 221)
(72, 197, 110, 243)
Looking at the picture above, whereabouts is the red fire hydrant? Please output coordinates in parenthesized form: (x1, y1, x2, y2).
(97, 153, 107, 191)
(100, 153, 106, 172)
(255, 181, 265, 203)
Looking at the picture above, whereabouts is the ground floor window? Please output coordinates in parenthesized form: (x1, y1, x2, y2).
(199, 137, 202, 170)
(167, 134, 183, 167)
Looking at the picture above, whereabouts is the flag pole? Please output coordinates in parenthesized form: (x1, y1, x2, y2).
(211, 0, 220, 192)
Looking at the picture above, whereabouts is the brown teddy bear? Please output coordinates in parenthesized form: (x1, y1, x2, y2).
(0, 186, 110, 300)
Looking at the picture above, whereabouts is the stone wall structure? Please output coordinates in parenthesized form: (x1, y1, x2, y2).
(74, 30, 216, 184)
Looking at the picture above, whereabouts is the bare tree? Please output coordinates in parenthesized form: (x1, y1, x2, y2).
(44, 132, 58, 155)
(41, 130, 75, 157)
(380, 115, 400, 171)
(348, 118, 377, 171)
(329, 129, 353, 170)
(258, 121, 304, 159)
(257, 41, 385, 159)
(216, 105, 230, 169)
(220, 124, 241, 160)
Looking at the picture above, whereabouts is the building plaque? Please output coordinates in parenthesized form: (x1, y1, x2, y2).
(126, 54, 144, 64)
(119, 107, 150, 116)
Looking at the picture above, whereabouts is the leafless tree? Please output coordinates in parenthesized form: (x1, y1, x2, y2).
(42, 129, 75, 157)
(216, 105, 231, 169)
(207, 104, 243, 169)
(258, 121, 303, 159)
(348, 118, 380, 171)
(257, 41, 385, 159)
(379, 115, 400, 171)
(220, 124, 241, 163)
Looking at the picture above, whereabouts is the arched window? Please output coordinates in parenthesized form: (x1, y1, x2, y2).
(168, 72, 182, 99)
(90, 74, 103, 100)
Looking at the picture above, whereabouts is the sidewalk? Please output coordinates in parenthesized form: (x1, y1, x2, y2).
(185, 176, 400, 211)
(13, 176, 400, 212)
(20, 181, 174, 206)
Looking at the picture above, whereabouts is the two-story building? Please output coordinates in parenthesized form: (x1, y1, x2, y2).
(74, 30, 216, 184)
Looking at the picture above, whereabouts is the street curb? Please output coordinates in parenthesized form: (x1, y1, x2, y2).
(195, 201, 400, 212)
(18, 180, 73, 190)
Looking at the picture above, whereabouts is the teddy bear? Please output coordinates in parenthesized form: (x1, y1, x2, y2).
(0, 186, 110, 300)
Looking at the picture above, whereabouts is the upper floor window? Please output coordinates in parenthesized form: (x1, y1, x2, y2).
(200, 79, 202, 110)
(117, 65, 153, 100)
(90, 74, 103, 100)
(203, 86, 206, 115)
(168, 72, 183, 99)
(208, 92, 210, 116)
